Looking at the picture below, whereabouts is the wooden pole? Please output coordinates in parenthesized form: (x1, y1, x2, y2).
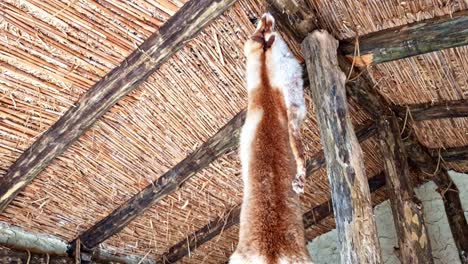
(302, 30, 382, 264)
(339, 11, 468, 65)
(0, 0, 240, 213)
(376, 117, 434, 263)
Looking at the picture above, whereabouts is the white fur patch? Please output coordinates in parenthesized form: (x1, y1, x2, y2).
(245, 51, 263, 92)
(229, 254, 267, 264)
(266, 33, 306, 120)
(239, 109, 263, 190)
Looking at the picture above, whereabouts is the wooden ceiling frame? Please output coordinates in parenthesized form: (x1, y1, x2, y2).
(159, 1, 468, 262)
(0, 0, 467, 262)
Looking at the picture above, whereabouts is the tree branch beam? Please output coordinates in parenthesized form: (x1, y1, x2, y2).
(339, 11, 468, 66)
(74, 111, 245, 249)
(394, 99, 468, 121)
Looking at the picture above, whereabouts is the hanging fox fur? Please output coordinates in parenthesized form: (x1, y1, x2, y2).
(229, 13, 313, 264)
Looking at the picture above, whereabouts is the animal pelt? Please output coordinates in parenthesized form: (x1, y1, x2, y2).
(229, 13, 313, 264)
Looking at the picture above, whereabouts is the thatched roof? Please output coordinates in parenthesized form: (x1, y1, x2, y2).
(0, 0, 467, 263)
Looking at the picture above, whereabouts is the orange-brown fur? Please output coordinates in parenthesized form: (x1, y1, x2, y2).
(230, 14, 312, 264)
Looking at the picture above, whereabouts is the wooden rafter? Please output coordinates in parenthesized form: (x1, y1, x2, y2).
(0, 248, 80, 264)
(73, 111, 245, 250)
(394, 99, 468, 121)
(430, 146, 468, 162)
(339, 10, 468, 65)
(0, 0, 240, 212)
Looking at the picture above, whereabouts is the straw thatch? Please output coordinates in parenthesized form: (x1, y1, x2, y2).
(0, 0, 467, 263)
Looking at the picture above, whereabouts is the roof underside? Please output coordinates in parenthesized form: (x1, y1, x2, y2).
(0, 0, 467, 263)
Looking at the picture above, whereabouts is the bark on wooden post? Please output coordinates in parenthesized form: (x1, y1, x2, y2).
(339, 41, 435, 263)
(377, 117, 434, 263)
(302, 30, 382, 264)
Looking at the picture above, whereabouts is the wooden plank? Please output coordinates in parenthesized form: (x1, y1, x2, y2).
(340, 10, 468, 65)
(302, 30, 382, 263)
(0, 0, 240, 212)
(74, 111, 245, 249)
(158, 121, 377, 263)
(394, 99, 468, 121)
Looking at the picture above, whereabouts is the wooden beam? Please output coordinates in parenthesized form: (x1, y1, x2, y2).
(0, 248, 77, 264)
(0, 0, 240, 212)
(160, 171, 386, 264)
(394, 99, 468, 121)
(404, 136, 468, 264)
(0, 221, 151, 264)
(431, 145, 468, 162)
(302, 30, 382, 263)
(339, 10, 468, 65)
(74, 111, 245, 250)
(268, 1, 468, 65)
(158, 121, 377, 263)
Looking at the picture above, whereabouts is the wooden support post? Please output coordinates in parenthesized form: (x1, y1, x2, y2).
(340, 46, 435, 262)
(0, 0, 240, 213)
(302, 30, 382, 263)
(377, 117, 434, 263)
(404, 136, 468, 264)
